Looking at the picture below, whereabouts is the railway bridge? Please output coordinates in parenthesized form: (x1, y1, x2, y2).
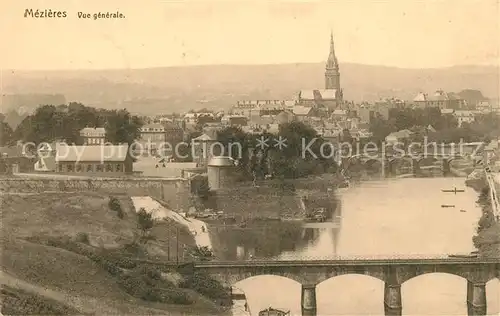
(188, 257, 499, 316)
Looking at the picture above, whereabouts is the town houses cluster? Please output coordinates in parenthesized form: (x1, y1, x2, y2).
(1, 32, 499, 179)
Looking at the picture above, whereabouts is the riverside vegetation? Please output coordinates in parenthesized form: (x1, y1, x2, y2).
(473, 186, 500, 258)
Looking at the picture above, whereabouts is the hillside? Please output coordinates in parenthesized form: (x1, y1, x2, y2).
(2, 63, 498, 115)
(0, 192, 225, 315)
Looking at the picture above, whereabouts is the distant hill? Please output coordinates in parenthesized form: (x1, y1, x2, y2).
(2, 63, 498, 116)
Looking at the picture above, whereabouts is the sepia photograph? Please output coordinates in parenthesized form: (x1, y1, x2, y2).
(1, 0, 499, 315)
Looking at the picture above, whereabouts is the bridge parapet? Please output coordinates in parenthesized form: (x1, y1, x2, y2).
(194, 258, 499, 286)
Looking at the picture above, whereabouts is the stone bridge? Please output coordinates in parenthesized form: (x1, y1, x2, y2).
(191, 258, 499, 316)
(342, 153, 470, 176)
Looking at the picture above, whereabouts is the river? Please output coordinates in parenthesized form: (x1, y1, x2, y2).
(223, 177, 499, 315)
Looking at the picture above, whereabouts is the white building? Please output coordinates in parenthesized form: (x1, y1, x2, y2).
(80, 127, 106, 145)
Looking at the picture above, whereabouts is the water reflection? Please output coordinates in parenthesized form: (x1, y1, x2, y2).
(224, 177, 498, 315)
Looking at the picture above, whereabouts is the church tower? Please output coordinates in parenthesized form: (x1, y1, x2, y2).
(325, 31, 341, 95)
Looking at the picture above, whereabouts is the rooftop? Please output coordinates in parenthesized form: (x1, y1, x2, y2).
(55, 144, 129, 162)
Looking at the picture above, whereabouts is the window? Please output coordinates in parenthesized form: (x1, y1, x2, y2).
(106, 164, 113, 172)
(67, 164, 74, 172)
(116, 164, 122, 172)
(86, 164, 93, 172)
(58, 164, 63, 172)
(76, 164, 83, 172)
(96, 164, 103, 172)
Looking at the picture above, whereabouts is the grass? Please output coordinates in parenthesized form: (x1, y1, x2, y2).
(1, 286, 81, 315)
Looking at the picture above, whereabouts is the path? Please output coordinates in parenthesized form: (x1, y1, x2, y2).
(131, 196, 212, 250)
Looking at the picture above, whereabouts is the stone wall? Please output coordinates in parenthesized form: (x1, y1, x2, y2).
(0, 177, 191, 210)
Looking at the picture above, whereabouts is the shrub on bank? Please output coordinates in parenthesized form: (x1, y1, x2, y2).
(74, 232, 90, 244)
(118, 266, 192, 305)
(1, 287, 80, 315)
(108, 196, 124, 219)
(25, 235, 197, 305)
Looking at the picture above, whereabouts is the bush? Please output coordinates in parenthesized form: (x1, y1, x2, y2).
(179, 271, 229, 302)
(1, 287, 80, 315)
(74, 232, 90, 244)
(117, 269, 192, 305)
(109, 196, 124, 219)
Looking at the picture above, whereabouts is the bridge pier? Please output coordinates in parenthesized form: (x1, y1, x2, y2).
(301, 284, 317, 316)
(384, 283, 402, 316)
(467, 281, 487, 316)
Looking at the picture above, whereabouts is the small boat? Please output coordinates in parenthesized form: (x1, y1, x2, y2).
(448, 253, 478, 258)
(441, 205, 455, 208)
(460, 209, 466, 212)
(258, 307, 291, 316)
(441, 188, 465, 193)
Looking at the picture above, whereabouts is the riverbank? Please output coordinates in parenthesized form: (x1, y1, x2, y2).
(196, 173, 343, 224)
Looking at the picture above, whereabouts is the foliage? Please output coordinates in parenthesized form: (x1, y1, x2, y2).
(1, 287, 80, 315)
(12, 103, 143, 145)
(74, 232, 90, 244)
(108, 196, 124, 219)
(179, 270, 229, 302)
(118, 266, 192, 305)
(0, 120, 14, 146)
(136, 208, 154, 244)
(369, 107, 499, 143)
(189, 246, 214, 261)
(216, 121, 337, 181)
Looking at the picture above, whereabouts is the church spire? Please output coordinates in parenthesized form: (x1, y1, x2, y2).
(327, 30, 338, 69)
(325, 31, 341, 94)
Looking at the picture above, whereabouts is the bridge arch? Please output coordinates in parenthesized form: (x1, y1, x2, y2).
(316, 274, 385, 315)
(317, 272, 386, 286)
(401, 273, 468, 315)
(205, 269, 311, 286)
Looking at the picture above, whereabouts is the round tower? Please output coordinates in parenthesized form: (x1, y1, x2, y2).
(207, 156, 237, 190)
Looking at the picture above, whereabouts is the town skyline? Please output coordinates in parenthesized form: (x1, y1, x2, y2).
(2, 0, 499, 70)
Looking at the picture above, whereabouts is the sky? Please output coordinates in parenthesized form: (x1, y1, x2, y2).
(1, 0, 499, 70)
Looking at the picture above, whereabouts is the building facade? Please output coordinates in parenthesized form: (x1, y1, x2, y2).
(80, 127, 106, 145)
(137, 122, 184, 157)
(55, 144, 132, 175)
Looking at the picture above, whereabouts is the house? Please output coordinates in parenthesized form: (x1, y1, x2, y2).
(137, 122, 184, 157)
(292, 106, 314, 121)
(0, 145, 36, 174)
(331, 109, 348, 121)
(476, 100, 492, 113)
(55, 144, 132, 175)
(413, 90, 466, 109)
(297, 89, 342, 110)
(221, 115, 248, 127)
(80, 127, 106, 145)
(453, 110, 476, 127)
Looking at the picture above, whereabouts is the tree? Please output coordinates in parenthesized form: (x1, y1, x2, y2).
(0, 121, 13, 146)
(12, 104, 143, 145)
(105, 109, 142, 145)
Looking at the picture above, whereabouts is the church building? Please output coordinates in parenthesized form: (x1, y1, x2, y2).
(297, 32, 344, 111)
